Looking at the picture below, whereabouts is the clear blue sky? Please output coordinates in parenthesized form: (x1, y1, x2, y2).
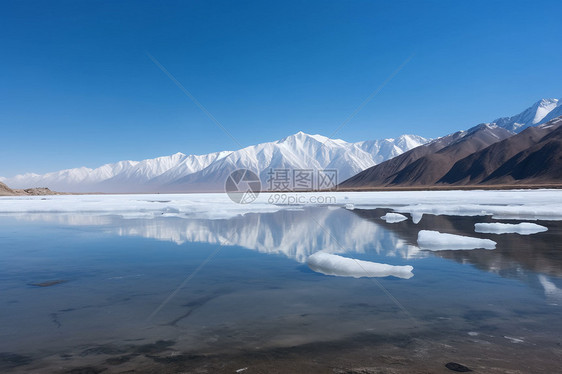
(1, 0, 561, 177)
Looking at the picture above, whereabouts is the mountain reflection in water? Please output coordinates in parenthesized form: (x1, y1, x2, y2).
(3, 206, 562, 373)
(13, 206, 562, 285)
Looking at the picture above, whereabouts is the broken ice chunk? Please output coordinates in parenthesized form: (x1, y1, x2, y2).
(417, 230, 496, 250)
(307, 252, 414, 279)
(381, 213, 408, 223)
(474, 222, 547, 235)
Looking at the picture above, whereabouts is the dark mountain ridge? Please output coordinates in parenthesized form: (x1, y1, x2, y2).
(340, 116, 562, 189)
(339, 124, 514, 188)
(440, 118, 562, 185)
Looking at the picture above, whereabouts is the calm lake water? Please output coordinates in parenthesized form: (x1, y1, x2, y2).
(1, 205, 561, 373)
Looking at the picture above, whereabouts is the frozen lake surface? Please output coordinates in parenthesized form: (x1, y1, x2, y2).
(1, 190, 562, 373)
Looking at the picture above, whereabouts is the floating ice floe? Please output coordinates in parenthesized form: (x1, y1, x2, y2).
(306, 252, 414, 279)
(417, 230, 496, 250)
(474, 222, 547, 235)
(381, 213, 408, 223)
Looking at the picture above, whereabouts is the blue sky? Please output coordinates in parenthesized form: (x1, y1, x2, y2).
(1, 0, 561, 176)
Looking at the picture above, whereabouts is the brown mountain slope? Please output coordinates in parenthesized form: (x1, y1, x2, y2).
(0, 181, 15, 196)
(339, 124, 513, 188)
(0, 181, 60, 196)
(481, 120, 562, 185)
(439, 117, 562, 185)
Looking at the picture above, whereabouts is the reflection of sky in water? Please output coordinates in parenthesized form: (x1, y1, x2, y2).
(1, 207, 562, 370)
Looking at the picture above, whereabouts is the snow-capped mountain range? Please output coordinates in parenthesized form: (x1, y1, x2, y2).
(493, 98, 561, 133)
(1, 98, 559, 193)
(1, 133, 428, 193)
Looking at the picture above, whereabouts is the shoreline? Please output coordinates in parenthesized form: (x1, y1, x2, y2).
(333, 183, 562, 192)
(7, 326, 561, 374)
(2, 184, 562, 197)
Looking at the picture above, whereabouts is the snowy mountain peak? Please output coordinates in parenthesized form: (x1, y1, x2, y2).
(278, 131, 343, 145)
(536, 98, 558, 106)
(468, 123, 499, 133)
(493, 98, 561, 133)
(538, 98, 558, 106)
